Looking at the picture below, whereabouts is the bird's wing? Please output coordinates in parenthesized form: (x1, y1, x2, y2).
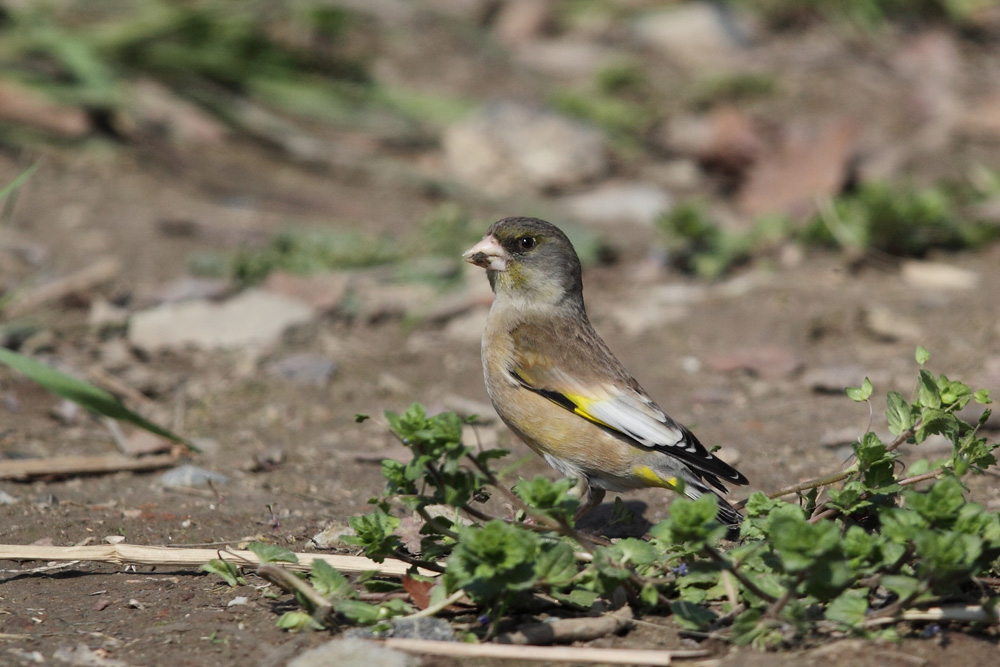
(510, 322, 747, 488)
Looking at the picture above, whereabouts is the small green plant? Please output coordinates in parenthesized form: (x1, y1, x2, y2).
(656, 202, 785, 279)
(205, 348, 1000, 647)
(801, 182, 1000, 257)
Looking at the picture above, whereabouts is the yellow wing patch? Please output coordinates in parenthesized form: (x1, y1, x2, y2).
(633, 466, 677, 489)
(563, 393, 616, 430)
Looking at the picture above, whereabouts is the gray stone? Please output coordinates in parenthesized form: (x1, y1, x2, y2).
(630, 2, 756, 70)
(266, 352, 338, 387)
(311, 520, 355, 550)
(128, 289, 313, 351)
(0, 489, 18, 505)
(287, 638, 418, 667)
(558, 182, 673, 227)
(158, 465, 228, 489)
(862, 305, 923, 342)
(346, 617, 455, 642)
(900, 260, 979, 290)
(443, 101, 608, 196)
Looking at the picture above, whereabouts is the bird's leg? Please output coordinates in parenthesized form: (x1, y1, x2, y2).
(574, 483, 606, 522)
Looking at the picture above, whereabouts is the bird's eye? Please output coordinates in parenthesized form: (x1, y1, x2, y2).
(518, 236, 536, 251)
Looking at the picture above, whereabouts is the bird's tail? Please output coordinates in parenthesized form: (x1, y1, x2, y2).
(682, 483, 743, 539)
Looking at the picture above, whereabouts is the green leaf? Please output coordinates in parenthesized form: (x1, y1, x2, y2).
(915, 346, 930, 366)
(825, 588, 869, 626)
(201, 559, 245, 587)
(248, 542, 298, 564)
(551, 588, 600, 609)
(917, 369, 941, 409)
(0, 348, 193, 449)
(332, 598, 386, 624)
(443, 521, 540, 602)
(846, 377, 873, 402)
(885, 391, 914, 436)
(672, 600, 717, 631)
(276, 611, 324, 631)
(535, 541, 578, 587)
(310, 559, 355, 599)
(0, 161, 40, 202)
(974, 389, 991, 405)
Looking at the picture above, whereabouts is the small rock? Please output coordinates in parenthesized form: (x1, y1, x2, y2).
(266, 352, 338, 387)
(88, 297, 129, 329)
(862, 305, 923, 342)
(900, 261, 979, 290)
(104, 535, 126, 544)
(128, 599, 144, 610)
(630, 2, 756, 70)
(158, 465, 229, 489)
(0, 489, 18, 505)
(443, 101, 608, 196)
(263, 271, 351, 313)
(128, 289, 313, 351)
(312, 520, 355, 550)
(50, 400, 80, 425)
(704, 345, 802, 380)
(558, 182, 673, 227)
(287, 639, 417, 667)
(227, 596, 248, 608)
(347, 617, 456, 642)
(93, 598, 112, 612)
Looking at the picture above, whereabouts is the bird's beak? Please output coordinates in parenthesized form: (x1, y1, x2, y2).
(462, 234, 510, 272)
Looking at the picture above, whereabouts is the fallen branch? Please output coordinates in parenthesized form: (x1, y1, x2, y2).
(0, 543, 434, 577)
(3, 257, 121, 319)
(0, 454, 178, 480)
(382, 638, 709, 665)
(864, 604, 998, 627)
(496, 607, 634, 645)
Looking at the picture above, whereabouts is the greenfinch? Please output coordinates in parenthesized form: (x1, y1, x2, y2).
(463, 217, 747, 530)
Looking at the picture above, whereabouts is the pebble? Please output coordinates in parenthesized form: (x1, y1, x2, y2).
(443, 101, 607, 196)
(900, 260, 979, 290)
(558, 182, 673, 227)
(287, 639, 417, 667)
(158, 465, 229, 489)
(266, 352, 338, 387)
(128, 289, 313, 351)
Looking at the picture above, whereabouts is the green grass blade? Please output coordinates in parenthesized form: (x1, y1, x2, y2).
(0, 161, 40, 202)
(0, 347, 197, 451)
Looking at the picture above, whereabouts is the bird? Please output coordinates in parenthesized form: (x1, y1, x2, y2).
(462, 216, 748, 531)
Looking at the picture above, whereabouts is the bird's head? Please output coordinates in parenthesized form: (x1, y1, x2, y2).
(463, 217, 583, 308)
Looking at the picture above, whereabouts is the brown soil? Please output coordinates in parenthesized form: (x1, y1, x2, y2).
(2, 8, 1000, 667)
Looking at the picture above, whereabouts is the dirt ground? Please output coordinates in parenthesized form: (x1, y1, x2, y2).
(2, 4, 1000, 666)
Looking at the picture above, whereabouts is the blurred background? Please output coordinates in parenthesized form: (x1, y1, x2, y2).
(2, 0, 1000, 659)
